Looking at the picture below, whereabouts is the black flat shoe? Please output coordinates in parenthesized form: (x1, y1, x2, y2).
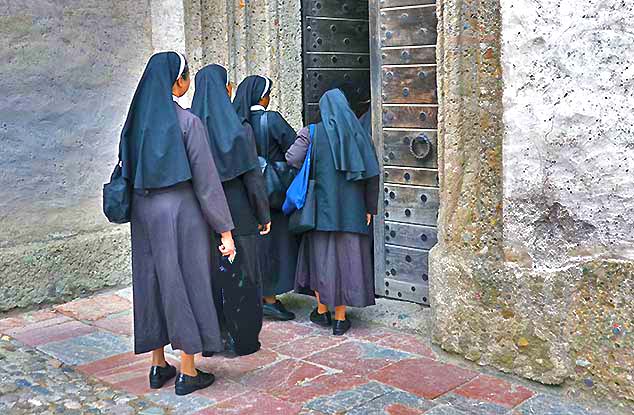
(175, 369, 215, 396)
(149, 363, 177, 389)
(333, 319, 351, 336)
(310, 307, 332, 327)
(263, 300, 296, 321)
(202, 351, 214, 357)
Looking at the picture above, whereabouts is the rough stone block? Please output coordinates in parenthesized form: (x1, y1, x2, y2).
(0, 230, 132, 312)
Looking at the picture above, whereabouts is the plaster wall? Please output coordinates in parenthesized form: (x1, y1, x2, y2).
(502, 0, 634, 269)
(0, 0, 182, 310)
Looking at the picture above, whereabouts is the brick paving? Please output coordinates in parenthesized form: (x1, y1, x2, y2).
(0, 288, 619, 414)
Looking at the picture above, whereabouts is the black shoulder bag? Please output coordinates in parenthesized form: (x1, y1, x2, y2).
(102, 159, 131, 224)
(259, 112, 296, 210)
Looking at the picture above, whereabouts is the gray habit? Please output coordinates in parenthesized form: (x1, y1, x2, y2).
(131, 102, 234, 355)
(285, 127, 377, 308)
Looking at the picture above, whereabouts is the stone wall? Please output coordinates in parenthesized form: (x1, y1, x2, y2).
(430, 0, 634, 409)
(0, 0, 304, 311)
(1, 0, 153, 310)
(193, 0, 304, 129)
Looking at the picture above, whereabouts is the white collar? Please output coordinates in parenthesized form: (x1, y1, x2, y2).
(250, 105, 266, 111)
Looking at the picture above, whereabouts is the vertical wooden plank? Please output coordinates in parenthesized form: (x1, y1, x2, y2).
(369, 0, 386, 298)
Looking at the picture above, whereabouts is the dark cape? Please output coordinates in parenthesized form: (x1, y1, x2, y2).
(123, 52, 235, 355)
(191, 65, 260, 182)
(285, 88, 380, 308)
(191, 65, 271, 356)
(234, 75, 299, 297)
(119, 52, 192, 189)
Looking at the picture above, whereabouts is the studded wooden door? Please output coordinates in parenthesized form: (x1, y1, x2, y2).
(369, 0, 438, 304)
(301, 0, 371, 123)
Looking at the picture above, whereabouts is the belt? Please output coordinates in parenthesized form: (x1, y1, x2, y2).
(134, 181, 191, 196)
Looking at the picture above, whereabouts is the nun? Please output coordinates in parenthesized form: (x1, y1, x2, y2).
(233, 75, 298, 321)
(191, 65, 271, 356)
(119, 52, 235, 395)
(285, 88, 380, 335)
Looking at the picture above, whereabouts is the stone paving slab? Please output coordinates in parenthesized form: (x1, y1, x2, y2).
(370, 358, 478, 399)
(38, 331, 132, 366)
(452, 374, 534, 408)
(0, 289, 625, 414)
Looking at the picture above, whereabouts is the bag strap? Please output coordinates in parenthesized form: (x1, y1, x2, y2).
(308, 124, 317, 180)
(259, 111, 270, 159)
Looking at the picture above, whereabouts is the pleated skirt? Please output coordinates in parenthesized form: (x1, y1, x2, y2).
(295, 231, 375, 308)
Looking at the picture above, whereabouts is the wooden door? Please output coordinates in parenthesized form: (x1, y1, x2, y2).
(301, 0, 371, 123)
(370, 0, 438, 304)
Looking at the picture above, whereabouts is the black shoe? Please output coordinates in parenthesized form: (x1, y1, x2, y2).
(263, 300, 296, 321)
(149, 363, 177, 389)
(202, 351, 214, 357)
(310, 307, 332, 327)
(333, 319, 351, 336)
(175, 369, 216, 396)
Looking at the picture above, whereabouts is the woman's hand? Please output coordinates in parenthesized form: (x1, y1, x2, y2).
(219, 231, 236, 262)
(259, 222, 272, 235)
(366, 213, 372, 226)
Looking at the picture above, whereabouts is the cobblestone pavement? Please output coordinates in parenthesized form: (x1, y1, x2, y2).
(0, 288, 622, 414)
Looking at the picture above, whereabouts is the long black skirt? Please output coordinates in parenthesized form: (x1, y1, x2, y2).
(261, 210, 299, 297)
(213, 234, 263, 356)
(295, 231, 375, 308)
(130, 183, 223, 355)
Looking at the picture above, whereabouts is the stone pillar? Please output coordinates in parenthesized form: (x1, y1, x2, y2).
(430, 0, 506, 370)
(430, 0, 634, 407)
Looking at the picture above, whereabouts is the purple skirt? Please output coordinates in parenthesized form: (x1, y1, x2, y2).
(295, 231, 375, 308)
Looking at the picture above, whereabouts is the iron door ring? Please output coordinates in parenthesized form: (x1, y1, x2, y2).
(409, 133, 432, 160)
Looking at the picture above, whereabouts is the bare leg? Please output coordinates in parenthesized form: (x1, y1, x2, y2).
(151, 348, 167, 367)
(180, 352, 197, 377)
(263, 295, 277, 305)
(315, 291, 329, 314)
(334, 306, 346, 321)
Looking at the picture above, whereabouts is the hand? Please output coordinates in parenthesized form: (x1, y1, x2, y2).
(366, 213, 372, 226)
(259, 222, 272, 235)
(219, 231, 236, 261)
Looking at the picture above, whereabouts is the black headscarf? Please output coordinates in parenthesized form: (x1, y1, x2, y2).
(191, 65, 260, 182)
(119, 51, 192, 190)
(232, 75, 272, 124)
(319, 89, 380, 182)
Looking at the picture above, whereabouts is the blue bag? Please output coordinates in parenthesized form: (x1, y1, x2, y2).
(282, 124, 314, 215)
